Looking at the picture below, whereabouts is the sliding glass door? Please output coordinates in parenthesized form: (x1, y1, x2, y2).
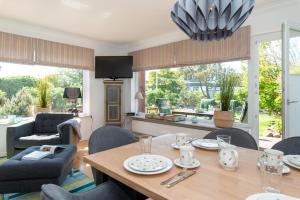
(282, 22, 300, 138)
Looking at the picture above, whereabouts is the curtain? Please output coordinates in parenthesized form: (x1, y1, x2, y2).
(35, 38, 95, 70)
(130, 26, 250, 71)
(0, 32, 34, 64)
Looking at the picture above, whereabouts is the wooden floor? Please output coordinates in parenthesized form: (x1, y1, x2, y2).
(74, 140, 93, 179)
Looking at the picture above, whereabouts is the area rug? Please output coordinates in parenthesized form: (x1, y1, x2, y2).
(3, 170, 95, 200)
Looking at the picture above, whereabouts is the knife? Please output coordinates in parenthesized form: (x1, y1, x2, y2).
(160, 171, 186, 185)
(166, 170, 196, 188)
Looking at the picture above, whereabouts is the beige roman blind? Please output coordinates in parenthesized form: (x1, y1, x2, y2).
(175, 26, 250, 66)
(130, 43, 176, 71)
(0, 32, 34, 64)
(130, 26, 250, 71)
(35, 39, 95, 70)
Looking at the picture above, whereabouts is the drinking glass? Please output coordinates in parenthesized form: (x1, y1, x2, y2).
(179, 145, 195, 166)
(217, 135, 231, 148)
(139, 135, 152, 154)
(258, 149, 284, 193)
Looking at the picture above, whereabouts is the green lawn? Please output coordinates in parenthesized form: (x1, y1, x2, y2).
(259, 113, 281, 137)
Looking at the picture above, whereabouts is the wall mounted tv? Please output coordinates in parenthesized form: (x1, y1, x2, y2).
(95, 56, 133, 79)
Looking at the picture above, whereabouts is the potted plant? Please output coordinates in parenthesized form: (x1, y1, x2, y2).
(36, 79, 51, 113)
(214, 70, 240, 128)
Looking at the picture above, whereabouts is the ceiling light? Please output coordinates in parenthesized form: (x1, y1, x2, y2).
(171, 0, 255, 41)
(62, 0, 88, 10)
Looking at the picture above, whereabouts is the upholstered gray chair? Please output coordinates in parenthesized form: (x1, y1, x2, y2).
(40, 180, 132, 200)
(272, 137, 300, 155)
(7, 113, 74, 158)
(88, 126, 146, 200)
(204, 128, 258, 150)
(88, 126, 137, 185)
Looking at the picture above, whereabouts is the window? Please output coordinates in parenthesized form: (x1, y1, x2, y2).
(144, 61, 248, 123)
(0, 62, 83, 118)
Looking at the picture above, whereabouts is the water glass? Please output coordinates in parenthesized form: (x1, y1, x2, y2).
(258, 149, 284, 193)
(217, 135, 231, 148)
(139, 135, 152, 154)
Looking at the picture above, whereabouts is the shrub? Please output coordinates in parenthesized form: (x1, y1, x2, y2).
(37, 79, 52, 108)
(0, 88, 33, 116)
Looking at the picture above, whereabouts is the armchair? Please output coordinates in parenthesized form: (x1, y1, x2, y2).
(7, 113, 74, 158)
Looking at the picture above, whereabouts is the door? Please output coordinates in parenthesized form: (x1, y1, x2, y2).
(282, 22, 300, 138)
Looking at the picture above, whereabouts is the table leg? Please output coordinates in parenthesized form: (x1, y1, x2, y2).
(69, 169, 73, 177)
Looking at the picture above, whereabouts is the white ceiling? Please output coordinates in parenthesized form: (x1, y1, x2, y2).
(0, 0, 288, 44)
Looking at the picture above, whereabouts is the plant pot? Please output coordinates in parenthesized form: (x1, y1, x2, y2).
(35, 107, 51, 113)
(213, 111, 234, 128)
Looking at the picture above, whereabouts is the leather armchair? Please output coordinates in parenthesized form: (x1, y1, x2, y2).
(6, 113, 74, 158)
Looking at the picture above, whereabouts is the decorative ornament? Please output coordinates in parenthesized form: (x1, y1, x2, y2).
(171, 0, 255, 41)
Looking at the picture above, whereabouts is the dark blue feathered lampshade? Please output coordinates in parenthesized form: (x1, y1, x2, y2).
(171, 0, 255, 41)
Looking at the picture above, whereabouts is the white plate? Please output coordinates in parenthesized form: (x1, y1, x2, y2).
(174, 158, 201, 169)
(123, 155, 173, 175)
(284, 155, 300, 170)
(192, 139, 219, 150)
(127, 155, 168, 172)
(246, 193, 300, 200)
(287, 155, 300, 167)
(257, 162, 290, 174)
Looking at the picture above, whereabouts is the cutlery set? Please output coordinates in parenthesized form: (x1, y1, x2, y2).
(161, 170, 196, 188)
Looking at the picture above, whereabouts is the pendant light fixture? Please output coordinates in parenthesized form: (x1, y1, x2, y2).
(171, 0, 255, 41)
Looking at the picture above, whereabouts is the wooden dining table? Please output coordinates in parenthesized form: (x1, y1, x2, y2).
(84, 134, 300, 200)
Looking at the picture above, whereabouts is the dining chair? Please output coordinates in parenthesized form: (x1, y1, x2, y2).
(40, 180, 132, 200)
(204, 128, 258, 150)
(88, 126, 137, 185)
(88, 126, 146, 200)
(271, 137, 300, 155)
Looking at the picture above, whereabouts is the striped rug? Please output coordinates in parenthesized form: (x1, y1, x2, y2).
(3, 170, 95, 200)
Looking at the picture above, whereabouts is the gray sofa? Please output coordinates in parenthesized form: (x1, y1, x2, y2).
(0, 144, 76, 194)
(7, 113, 74, 158)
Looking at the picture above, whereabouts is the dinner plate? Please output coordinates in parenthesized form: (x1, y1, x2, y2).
(127, 155, 168, 172)
(192, 139, 219, 150)
(287, 155, 300, 167)
(284, 155, 300, 170)
(257, 162, 290, 174)
(174, 158, 200, 169)
(123, 155, 173, 175)
(246, 193, 300, 200)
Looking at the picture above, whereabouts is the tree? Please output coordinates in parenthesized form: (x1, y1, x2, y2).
(0, 88, 33, 116)
(0, 76, 37, 98)
(146, 69, 184, 106)
(178, 88, 203, 110)
(259, 42, 282, 115)
(0, 90, 7, 106)
(178, 64, 223, 98)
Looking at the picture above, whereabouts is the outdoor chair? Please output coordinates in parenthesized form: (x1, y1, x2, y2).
(272, 137, 300, 155)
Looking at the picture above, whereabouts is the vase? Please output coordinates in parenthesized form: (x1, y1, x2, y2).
(213, 111, 234, 128)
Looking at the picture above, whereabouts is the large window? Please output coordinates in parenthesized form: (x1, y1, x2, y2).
(145, 61, 248, 123)
(0, 62, 83, 118)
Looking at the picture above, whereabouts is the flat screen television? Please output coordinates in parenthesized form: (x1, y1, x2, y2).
(95, 56, 133, 79)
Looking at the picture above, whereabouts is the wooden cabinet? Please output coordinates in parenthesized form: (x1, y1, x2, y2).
(104, 80, 123, 126)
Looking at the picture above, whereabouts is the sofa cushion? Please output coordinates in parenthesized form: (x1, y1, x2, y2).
(0, 145, 76, 181)
(33, 113, 73, 135)
(14, 135, 61, 149)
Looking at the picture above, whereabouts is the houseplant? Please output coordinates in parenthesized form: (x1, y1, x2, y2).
(36, 79, 51, 113)
(214, 70, 240, 128)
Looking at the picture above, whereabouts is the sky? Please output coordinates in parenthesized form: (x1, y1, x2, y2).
(0, 62, 59, 78)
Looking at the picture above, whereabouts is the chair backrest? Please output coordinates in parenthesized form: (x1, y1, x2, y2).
(88, 126, 137, 185)
(272, 137, 300, 155)
(41, 184, 74, 200)
(204, 128, 258, 150)
(34, 113, 73, 134)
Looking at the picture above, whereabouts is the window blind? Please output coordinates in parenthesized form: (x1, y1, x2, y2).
(130, 26, 250, 72)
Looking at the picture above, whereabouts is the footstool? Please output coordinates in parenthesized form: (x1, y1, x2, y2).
(0, 144, 76, 195)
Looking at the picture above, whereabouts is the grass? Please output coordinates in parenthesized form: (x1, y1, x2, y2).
(259, 113, 281, 137)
